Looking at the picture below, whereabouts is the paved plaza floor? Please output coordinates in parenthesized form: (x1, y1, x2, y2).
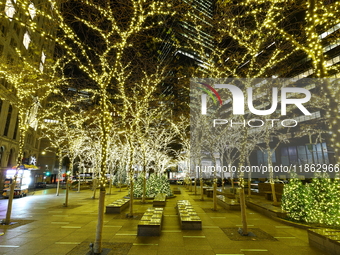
(0, 185, 326, 255)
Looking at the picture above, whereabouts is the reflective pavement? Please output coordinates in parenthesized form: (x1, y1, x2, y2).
(0, 185, 326, 255)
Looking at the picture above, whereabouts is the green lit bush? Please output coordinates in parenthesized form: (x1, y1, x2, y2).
(282, 173, 340, 227)
(133, 173, 173, 198)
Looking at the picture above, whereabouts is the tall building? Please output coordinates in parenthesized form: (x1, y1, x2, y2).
(158, 0, 215, 92)
(0, 0, 57, 187)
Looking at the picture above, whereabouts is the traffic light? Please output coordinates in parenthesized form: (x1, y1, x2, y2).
(46, 172, 50, 176)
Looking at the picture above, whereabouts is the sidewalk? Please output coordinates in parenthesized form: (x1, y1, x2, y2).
(0, 185, 326, 255)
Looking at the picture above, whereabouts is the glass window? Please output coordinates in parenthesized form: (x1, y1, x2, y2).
(257, 149, 276, 165)
(305, 145, 313, 164)
(281, 147, 289, 165)
(288, 146, 298, 164)
(0, 146, 4, 164)
(257, 150, 264, 165)
(315, 143, 324, 164)
(281, 143, 329, 166)
(3, 105, 12, 137)
(312, 144, 318, 164)
(13, 116, 18, 140)
(322, 143, 329, 164)
(297, 146, 308, 164)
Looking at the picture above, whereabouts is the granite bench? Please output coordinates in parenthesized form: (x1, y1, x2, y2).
(176, 200, 202, 230)
(173, 187, 181, 194)
(137, 207, 164, 236)
(308, 228, 340, 255)
(153, 193, 167, 207)
(258, 183, 284, 201)
(217, 195, 241, 211)
(206, 189, 213, 197)
(203, 186, 209, 194)
(105, 198, 130, 214)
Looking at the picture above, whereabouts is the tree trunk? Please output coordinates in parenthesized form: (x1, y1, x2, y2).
(56, 153, 63, 196)
(129, 177, 134, 217)
(77, 173, 81, 193)
(64, 179, 69, 207)
(142, 165, 146, 203)
(212, 158, 217, 211)
(247, 178, 251, 197)
(238, 124, 248, 234)
(65, 159, 74, 206)
(56, 179, 60, 196)
(107, 172, 112, 195)
(194, 177, 197, 195)
(270, 182, 278, 205)
(231, 176, 234, 191)
(247, 157, 251, 197)
(94, 188, 105, 254)
(93, 91, 111, 253)
(200, 178, 204, 201)
(4, 180, 16, 225)
(213, 180, 217, 211)
(92, 178, 97, 199)
(239, 187, 248, 235)
(5, 117, 26, 225)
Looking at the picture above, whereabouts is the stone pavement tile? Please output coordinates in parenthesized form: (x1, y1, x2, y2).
(157, 250, 190, 255)
(205, 238, 232, 248)
(36, 243, 78, 254)
(0, 236, 32, 246)
(213, 247, 246, 254)
(101, 228, 121, 236)
(57, 235, 89, 243)
(0, 247, 20, 255)
(266, 245, 328, 255)
(158, 233, 184, 246)
(181, 229, 205, 236)
(282, 228, 310, 238)
(2, 248, 43, 255)
(10, 228, 40, 235)
(109, 235, 137, 243)
(242, 251, 273, 255)
(13, 232, 46, 238)
(42, 229, 77, 238)
(273, 238, 312, 247)
(184, 244, 213, 251)
(135, 235, 160, 242)
(183, 249, 215, 255)
(182, 236, 210, 247)
(202, 227, 225, 235)
(222, 240, 277, 250)
(127, 244, 158, 255)
(16, 238, 56, 249)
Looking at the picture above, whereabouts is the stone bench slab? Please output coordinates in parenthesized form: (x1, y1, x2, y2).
(153, 193, 167, 207)
(308, 229, 340, 255)
(176, 200, 202, 230)
(138, 208, 164, 236)
(105, 199, 129, 214)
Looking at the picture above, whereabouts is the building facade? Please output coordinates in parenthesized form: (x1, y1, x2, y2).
(0, 0, 57, 188)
